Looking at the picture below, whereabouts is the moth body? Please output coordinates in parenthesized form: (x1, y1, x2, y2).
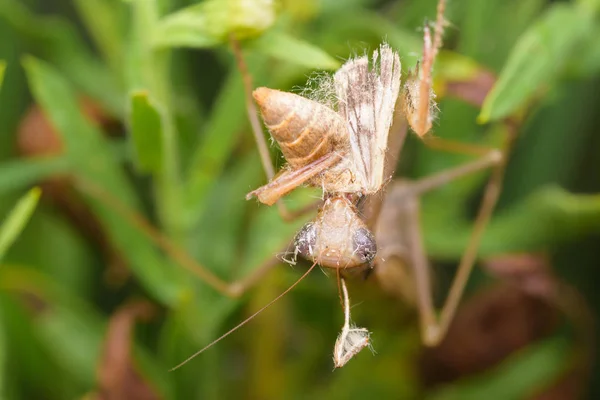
(251, 44, 401, 200)
(253, 87, 348, 169)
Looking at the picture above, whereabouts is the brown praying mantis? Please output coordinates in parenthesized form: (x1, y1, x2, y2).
(164, 0, 508, 371)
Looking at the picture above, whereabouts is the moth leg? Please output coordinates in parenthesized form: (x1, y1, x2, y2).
(375, 147, 503, 346)
(246, 152, 341, 206)
(230, 37, 321, 221)
(402, 0, 446, 137)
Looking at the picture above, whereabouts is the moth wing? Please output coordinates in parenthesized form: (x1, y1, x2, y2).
(334, 44, 401, 193)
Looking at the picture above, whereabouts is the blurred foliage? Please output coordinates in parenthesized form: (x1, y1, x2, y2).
(0, 0, 599, 399)
(0, 187, 40, 262)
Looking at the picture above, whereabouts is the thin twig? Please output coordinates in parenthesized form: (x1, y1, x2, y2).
(229, 36, 275, 180)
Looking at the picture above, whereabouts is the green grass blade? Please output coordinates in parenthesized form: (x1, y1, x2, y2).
(126, 0, 182, 236)
(247, 30, 340, 70)
(128, 91, 165, 174)
(0, 0, 124, 115)
(0, 266, 175, 399)
(0, 157, 70, 195)
(479, 3, 595, 122)
(23, 56, 185, 305)
(424, 186, 600, 258)
(0, 61, 6, 89)
(0, 306, 6, 399)
(0, 187, 41, 261)
(183, 66, 248, 224)
(73, 0, 126, 76)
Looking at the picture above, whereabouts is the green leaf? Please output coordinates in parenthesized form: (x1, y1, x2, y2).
(5, 207, 96, 300)
(310, 10, 421, 66)
(125, 0, 161, 91)
(153, 0, 275, 49)
(424, 186, 600, 258)
(0, 188, 41, 262)
(0, 306, 6, 399)
(23, 56, 185, 305)
(457, 0, 544, 70)
(0, 157, 70, 195)
(0, 61, 6, 89)
(22, 57, 127, 181)
(247, 30, 340, 70)
(570, 24, 600, 78)
(479, 4, 595, 122)
(72, 0, 126, 75)
(191, 153, 262, 277)
(0, 142, 128, 196)
(152, 6, 219, 49)
(0, 292, 72, 398)
(0, 266, 175, 399)
(0, 0, 124, 115)
(128, 91, 165, 174)
(125, 0, 183, 236)
(183, 66, 249, 224)
(578, 0, 600, 14)
(499, 79, 597, 203)
(181, 154, 263, 346)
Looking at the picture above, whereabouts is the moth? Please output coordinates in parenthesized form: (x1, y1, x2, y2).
(246, 43, 402, 271)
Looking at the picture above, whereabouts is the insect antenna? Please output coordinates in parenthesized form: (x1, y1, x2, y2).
(169, 260, 320, 371)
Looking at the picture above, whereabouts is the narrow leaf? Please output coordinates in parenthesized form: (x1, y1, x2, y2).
(0, 0, 124, 114)
(479, 4, 594, 122)
(0, 266, 174, 399)
(126, 0, 182, 236)
(128, 91, 165, 174)
(248, 30, 340, 70)
(23, 56, 185, 305)
(0, 61, 6, 89)
(184, 67, 248, 224)
(0, 187, 41, 261)
(424, 186, 600, 258)
(73, 0, 126, 74)
(0, 157, 70, 195)
(0, 307, 6, 398)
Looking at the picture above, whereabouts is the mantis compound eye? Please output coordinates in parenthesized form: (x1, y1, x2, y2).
(294, 223, 318, 260)
(353, 227, 377, 265)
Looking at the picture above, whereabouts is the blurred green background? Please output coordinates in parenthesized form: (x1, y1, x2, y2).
(0, 0, 599, 398)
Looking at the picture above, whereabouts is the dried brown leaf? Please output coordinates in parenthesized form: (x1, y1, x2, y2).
(94, 301, 160, 400)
